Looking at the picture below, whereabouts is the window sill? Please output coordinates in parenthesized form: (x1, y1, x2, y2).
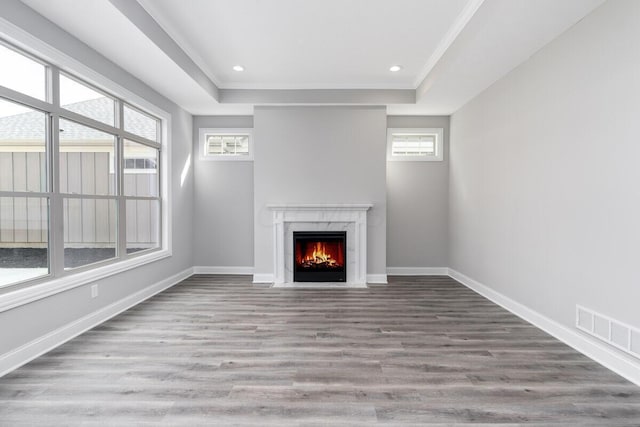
(386, 157, 444, 162)
(0, 249, 171, 313)
(198, 155, 254, 162)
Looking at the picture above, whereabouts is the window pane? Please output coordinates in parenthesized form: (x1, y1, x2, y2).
(60, 74, 115, 126)
(206, 135, 249, 156)
(63, 198, 116, 269)
(126, 199, 159, 254)
(0, 98, 47, 192)
(0, 196, 49, 287)
(392, 134, 436, 156)
(123, 104, 158, 142)
(0, 44, 46, 101)
(59, 119, 116, 195)
(123, 140, 159, 197)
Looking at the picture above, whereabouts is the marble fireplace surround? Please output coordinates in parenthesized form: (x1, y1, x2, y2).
(267, 204, 373, 285)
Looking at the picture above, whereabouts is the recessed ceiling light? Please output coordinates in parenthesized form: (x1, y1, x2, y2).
(389, 65, 402, 72)
(233, 65, 244, 72)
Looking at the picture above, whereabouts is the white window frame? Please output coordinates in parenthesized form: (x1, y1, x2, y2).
(199, 128, 253, 161)
(0, 27, 172, 312)
(387, 128, 444, 162)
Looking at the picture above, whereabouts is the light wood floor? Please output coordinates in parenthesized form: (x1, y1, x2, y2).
(1, 275, 639, 425)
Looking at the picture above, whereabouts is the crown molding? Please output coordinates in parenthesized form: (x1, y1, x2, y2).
(108, 0, 220, 101)
(413, 0, 484, 90)
(220, 88, 415, 105)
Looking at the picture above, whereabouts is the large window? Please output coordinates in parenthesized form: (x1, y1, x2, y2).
(0, 39, 163, 290)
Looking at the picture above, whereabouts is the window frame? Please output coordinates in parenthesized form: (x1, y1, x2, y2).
(387, 128, 444, 162)
(199, 128, 254, 161)
(0, 35, 171, 310)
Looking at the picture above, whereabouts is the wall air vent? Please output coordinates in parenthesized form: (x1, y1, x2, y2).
(576, 305, 640, 360)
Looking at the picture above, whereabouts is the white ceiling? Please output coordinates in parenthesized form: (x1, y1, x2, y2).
(20, 0, 606, 115)
(138, 0, 469, 90)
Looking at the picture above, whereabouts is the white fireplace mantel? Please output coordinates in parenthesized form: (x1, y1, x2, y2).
(267, 204, 372, 285)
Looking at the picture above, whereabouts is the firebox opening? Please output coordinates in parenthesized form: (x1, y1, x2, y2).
(293, 231, 346, 282)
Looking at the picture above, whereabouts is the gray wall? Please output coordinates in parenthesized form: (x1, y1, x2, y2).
(386, 116, 449, 269)
(0, 2, 193, 355)
(253, 106, 387, 278)
(449, 0, 640, 344)
(192, 116, 254, 267)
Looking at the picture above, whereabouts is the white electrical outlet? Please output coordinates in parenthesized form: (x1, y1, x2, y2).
(91, 284, 98, 298)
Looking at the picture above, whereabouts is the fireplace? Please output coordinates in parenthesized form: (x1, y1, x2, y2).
(267, 204, 371, 285)
(293, 231, 346, 282)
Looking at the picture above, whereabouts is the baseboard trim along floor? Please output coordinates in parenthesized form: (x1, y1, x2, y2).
(193, 266, 254, 275)
(448, 268, 640, 387)
(386, 267, 449, 275)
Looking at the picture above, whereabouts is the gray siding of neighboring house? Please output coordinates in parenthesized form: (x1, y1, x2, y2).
(0, 151, 156, 247)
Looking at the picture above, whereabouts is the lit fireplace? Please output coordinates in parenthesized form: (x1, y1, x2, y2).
(293, 231, 346, 282)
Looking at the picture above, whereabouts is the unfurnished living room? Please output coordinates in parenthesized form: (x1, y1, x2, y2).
(1, 0, 640, 425)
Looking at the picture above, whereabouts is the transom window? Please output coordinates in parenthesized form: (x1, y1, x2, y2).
(387, 128, 444, 161)
(0, 38, 163, 290)
(199, 128, 253, 161)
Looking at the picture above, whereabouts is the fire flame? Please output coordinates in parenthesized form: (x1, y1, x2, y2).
(306, 242, 332, 263)
(297, 241, 344, 268)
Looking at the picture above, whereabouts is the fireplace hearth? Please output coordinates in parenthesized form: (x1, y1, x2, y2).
(293, 231, 346, 282)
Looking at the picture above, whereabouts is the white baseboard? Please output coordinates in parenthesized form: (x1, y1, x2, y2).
(193, 266, 254, 275)
(448, 268, 640, 387)
(367, 274, 388, 284)
(387, 267, 449, 276)
(0, 267, 194, 378)
(252, 274, 274, 284)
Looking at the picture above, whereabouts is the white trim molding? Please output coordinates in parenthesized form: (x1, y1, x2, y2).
(193, 266, 254, 275)
(387, 267, 449, 276)
(0, 267, 193, 378)
(252, 274, 274, 284)
(367, 274, 388, 284)
(413, 0, 485, 88)
(448, 268, 640, 387)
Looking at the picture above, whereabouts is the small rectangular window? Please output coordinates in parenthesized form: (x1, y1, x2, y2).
(387, 128, 444, 161)
(199, 128, 253, 161)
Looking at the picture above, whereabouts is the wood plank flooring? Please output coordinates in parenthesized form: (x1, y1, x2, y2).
(1, 275, 639, 425)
